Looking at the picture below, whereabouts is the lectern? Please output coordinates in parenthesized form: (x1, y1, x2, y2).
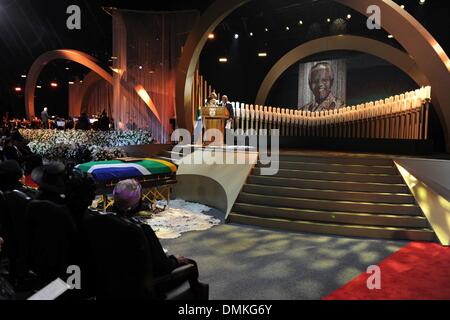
(202, 106, 230, 145)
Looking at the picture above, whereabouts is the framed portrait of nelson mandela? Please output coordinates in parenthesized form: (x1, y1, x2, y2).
(298, 59, 347, 112)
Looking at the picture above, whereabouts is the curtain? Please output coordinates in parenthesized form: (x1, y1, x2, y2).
(112, 9, 199, 143)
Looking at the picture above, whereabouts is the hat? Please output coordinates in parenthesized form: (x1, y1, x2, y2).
(0, 160, 23, 186)
(113, 179, 142, 213)
(31, 162, 66, 194)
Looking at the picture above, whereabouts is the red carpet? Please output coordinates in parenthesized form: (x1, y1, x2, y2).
(324, 242, 450, 300)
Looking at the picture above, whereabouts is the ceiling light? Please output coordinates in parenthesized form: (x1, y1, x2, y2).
(285, 26, 290, 31)
(419, 0, 426, 4)
(219, 58, 228, 63)
(258, 53, 268, 57)
(299, 20, 303, 25)
(346, 14, 352, 19)
(234, 34, 239, 39)
(21, 75, 27, 78)
(68, 81, 75, 85)
(50, 82, 58, 88)
(208, 33, 215, 39)
(388, 34, 394, 38)
(249, 32, 254, 37)
(36, 85, 42, 89)
(14, 87, 22, 92)
(265, 28, 269, 32)
(327, 18, 331, 23)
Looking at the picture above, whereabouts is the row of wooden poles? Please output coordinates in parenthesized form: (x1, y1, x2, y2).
(230, 86, 431, 140)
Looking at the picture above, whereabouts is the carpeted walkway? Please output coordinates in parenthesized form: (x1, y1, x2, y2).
(161, 209, 406, 300)
(324, 242, 450, 300)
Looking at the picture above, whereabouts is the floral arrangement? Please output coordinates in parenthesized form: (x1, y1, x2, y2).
(19, 129, 154, 147)
(20, 129, 154, 164)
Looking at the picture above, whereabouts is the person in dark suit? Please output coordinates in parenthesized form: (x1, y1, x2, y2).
(221, 95, 235, 120)
(221, 95, 234, 131)
(41, 108, 49, 129)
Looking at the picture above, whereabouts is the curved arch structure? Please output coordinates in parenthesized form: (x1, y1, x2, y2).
(26, 49, 162, 124)
(255, 35, 430, 105)
(25, 50, 112, 119)
(176, 0, 450, 149)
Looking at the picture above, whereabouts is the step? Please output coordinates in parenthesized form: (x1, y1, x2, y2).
(232, 203, 429, 228)
(252, 168, 405, 184)
(278, 154, 394, 166)
(242, 184, 415, 204)
(247, 176, 410, 194)
(257, 161, 398, 175)
(228, 213, 436, 242)
(237, 193, 422, 216)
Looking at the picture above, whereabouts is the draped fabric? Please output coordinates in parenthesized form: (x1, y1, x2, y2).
(112, 9, 199, 143)
(82, 82, 113, 118)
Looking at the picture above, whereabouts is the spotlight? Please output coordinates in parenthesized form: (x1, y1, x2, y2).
(265, 27, 269, 32)
(419, 0, 426, 4)
(346, 14, 352, 19)
(219, 58, 228, 63)
(234, 34, 239, 39)
(50, 82, 58, 88)
(36, 85, 42, 89)
(68, 81, 75, 85)
(65, 67, 70, 71)
(249, 32, 254, 37)
(208, 33, 215, 39)
(400, 4, 405, 9)
(285, 26, 290, 31)
(258, 52, 268, 57)
(388, 34, 394, 38)
(139, 66, 143, 70)
(14, 87, 22, 92)
(299, 20, 303, 25)
(327, 18, 331, 23)
(21, 75, 27, 78)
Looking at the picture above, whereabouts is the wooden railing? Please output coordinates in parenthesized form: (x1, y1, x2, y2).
(232, 86, 431, 140)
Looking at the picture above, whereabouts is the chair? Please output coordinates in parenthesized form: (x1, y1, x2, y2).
(81, 213, 208, 300)
(27, 200, 78, 288)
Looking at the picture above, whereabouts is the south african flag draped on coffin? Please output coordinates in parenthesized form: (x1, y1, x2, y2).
(76, 159, 177, 183)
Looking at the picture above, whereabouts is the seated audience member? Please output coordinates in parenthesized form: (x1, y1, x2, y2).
(98, 110, 110, 131)
(31, 162, 67, 205)
(0, 237, 16, 300)
(2, 138, 20, 162)
(65, 170, 96, 225)
(76, 113, 91, 131)
(0, 160, 36, 197)
(112, 179, 192, 277)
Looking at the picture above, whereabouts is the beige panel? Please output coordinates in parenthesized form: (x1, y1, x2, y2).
(396, 163, 450, 246)
(175, 150, 258, 218)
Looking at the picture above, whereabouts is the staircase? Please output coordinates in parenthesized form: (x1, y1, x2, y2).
(229, 152, 436, 241)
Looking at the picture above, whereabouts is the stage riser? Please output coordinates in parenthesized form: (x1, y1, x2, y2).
(242, 184, 415, 204)
(247, 176, 410, 193)
(233, 203, 429, 228)
(252, 169, 405, 184)
(229, 214, 436, 242)
(276, 155, 394, 167)
(230, 152, 436, 241)
(237, 193, 421, 216)
(257, 162, 398, 175)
